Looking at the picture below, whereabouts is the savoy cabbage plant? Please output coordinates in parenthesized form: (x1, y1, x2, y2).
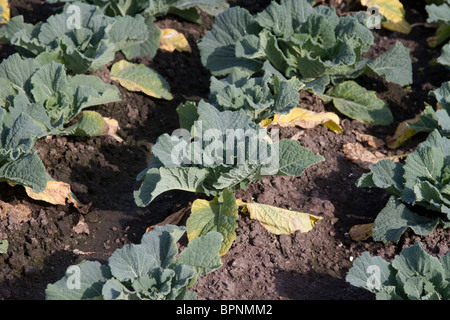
(425, 0, 450, 50)
(183, 69, 303, 124)
(357, 129, 450, 243)
(45, 225, 223, 300)
(406, 81, 450, 137)
(134, 101, 324, 207)
(45, 0, 229, 23)
(346, 242, 450, 300)
(198, 0, 412, 126)
(0, 2, 160, 74)
(0, 54, 121, 192)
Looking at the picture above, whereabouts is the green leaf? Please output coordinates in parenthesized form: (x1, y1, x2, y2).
(108, 244, 158, 282)
(118, 15, 161, 60)
(64, 111, 112, 137)
(110, 60, 172, 100)
(319, 81, 393, 126)
(177, 231, 223, 277)
(0, 53, 40, 91)
(198, 6, 262, 76)
(30, 63, 67, 104)
(0, 240, 8, 254)
(356, 159, 404, 196)
(438, 43, 450, 68)
(45, 261, 112, 300)
(276, 139, 325, 176)
(0, 152, 50, 193)
(102, 278, 133, 300)
(176, 101, 199, 129)
(134, 167, 209, 207)
(372, 196, 443, 244)
(186, 189, 239, 256)
(426, 2, 450, 25)
(347, 242, 450, 300)
(392, 242, 446, 299)
(346, 251, 396, 293)
(367, 42, 413, 86)
(140, 225, 186, 268)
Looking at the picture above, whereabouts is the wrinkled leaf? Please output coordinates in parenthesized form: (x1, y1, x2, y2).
(243, 202, 322, 235)
(24, 180, 81, 207)
(178, 231, 223, 277)
(159, 28, 191, 53)
(66, 111, 123, 142)
(262, 107, 343, 134)
(110, 60, 172, 100)
(45, 261, 112, 300)
(319, 81, 393, 126)
(367, 43, 413, 86)
(373, 196, 445, 244)
(186, 189, 239, 256)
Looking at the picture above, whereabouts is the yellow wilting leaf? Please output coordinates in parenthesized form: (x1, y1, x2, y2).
(159, 28, 191, 53)
(187, 189, 239, 256)
(262, 107, 343, 134)
(244, 202, 322, 235)
(348, 223, 373, 241)
(76, 111, 123, 142)
(146, 207, 189, 232)
(236, 198, 248, 213)
(24, 180, 83, 208)
(0, 0, 10, 24)
(361, 0, 411, 34)
(386, 113, 422, 149)
(110, 60, 173, 100)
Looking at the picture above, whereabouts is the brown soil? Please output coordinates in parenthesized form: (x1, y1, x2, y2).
(0, 0, 449, 300)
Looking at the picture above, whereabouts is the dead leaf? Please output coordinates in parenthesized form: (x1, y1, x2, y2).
(243, 202, 322, 235)
(386, 113, 422, 149)
(262, 107, 343, 134)
(353, 130, 385, 149)
(342, 142, 397, 170)
(235, 198, 248, 213)
(73, 216, 90, 235)
(146, 207, 189, 232)
(348, 223, 373, 241)
(159, 28, 191, 53)
(0, 200, 32, 225)
(24, 180, 89, 213)
(103, 117, 123, 143)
